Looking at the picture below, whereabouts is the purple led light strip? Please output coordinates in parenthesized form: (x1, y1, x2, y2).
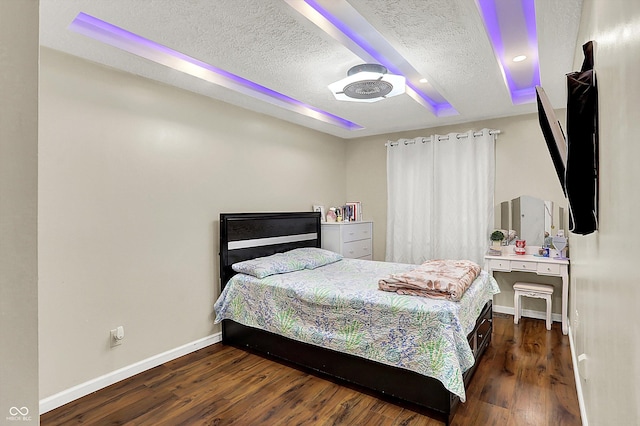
(69, 12, 362, 130)
(476, 0, 540, 104)
(520, 0, 541, 97)
(304, 0, 454, 115)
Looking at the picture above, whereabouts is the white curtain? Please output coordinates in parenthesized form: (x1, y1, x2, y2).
(386, 129, 496, 265)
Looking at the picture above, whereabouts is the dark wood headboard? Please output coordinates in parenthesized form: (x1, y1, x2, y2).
(219, 212, 322, 286)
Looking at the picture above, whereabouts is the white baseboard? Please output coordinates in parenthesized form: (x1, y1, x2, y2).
(493, 304, 562, 323)
(40, 321, 588, 423)
(494, 305, 587, 425)
(568, 325, 588, 426)
(39, 332, 222, 414)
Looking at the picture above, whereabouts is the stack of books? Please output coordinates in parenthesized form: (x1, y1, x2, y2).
(343, 202, 362, 222)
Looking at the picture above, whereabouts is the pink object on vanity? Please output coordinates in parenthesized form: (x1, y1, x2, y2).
(515, 239, 526, 255)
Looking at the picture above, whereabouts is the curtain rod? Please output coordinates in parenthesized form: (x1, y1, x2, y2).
(385, 130, 501, 147)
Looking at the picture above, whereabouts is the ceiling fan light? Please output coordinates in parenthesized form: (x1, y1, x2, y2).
(328, 64, 406, 102)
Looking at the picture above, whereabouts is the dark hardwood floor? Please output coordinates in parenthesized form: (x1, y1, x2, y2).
(41, 314, 581, 425)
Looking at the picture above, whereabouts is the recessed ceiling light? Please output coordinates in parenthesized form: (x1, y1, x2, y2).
(513, 55, 527, 62)
(285, 0, 458, 117)
(476, 0, 540, 105)
(419, 78, 428, 83)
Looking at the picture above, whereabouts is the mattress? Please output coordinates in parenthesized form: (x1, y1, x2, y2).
(214, 258, 499, 401)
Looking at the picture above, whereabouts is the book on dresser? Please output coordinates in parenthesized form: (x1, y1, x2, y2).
(321, 221, 373, 260)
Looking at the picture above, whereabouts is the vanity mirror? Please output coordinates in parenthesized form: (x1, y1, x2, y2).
(497, 195, 566, 247)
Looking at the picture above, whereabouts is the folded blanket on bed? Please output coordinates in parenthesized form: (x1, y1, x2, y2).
(378, 259, 481, 301)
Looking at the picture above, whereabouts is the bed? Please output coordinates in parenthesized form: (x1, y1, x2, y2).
(215, 212, 498, 425)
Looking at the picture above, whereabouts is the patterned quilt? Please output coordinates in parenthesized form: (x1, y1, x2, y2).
(213, 258, 500, 401)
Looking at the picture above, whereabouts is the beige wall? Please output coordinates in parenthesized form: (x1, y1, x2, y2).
(38, 48, 346, 399)
(346, 115, 566, 241)
(0, 0, 39, 421)
(34, 5, 640, 423)
(569, 1, 640, 424)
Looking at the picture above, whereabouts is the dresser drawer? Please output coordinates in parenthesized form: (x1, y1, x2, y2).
(489, 259, 510, 271)
(476, 316, 492, 356)
(537, 263, 561, 275)
(469, 303, 492, 357)
(342, 239, 372, 259)
(468, 332, 476, 354)
(511, 260, 537, 272)
(341, 222, 372, 243)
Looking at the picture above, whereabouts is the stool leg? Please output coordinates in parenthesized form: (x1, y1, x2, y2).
(514, 292, 519, 325)
(546, 296, 552, 330)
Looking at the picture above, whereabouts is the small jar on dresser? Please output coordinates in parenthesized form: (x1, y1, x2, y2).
(321, 221, 373, 260)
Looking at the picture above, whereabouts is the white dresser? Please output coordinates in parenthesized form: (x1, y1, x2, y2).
(321, 221, 373, 260)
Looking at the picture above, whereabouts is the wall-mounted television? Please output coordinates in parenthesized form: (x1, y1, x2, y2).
(536, 41, 599, 236)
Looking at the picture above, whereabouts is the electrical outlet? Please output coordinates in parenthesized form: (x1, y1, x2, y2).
(110, 326, 124, 347)
(578, 353, 588, 380)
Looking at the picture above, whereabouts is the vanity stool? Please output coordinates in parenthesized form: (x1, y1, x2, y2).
(513, 282, 553, 330)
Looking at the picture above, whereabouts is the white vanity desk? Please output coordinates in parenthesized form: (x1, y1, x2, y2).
(484, 250, 569, 335)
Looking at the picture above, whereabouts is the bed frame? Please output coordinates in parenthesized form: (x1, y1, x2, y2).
(219, 212, 492, 425)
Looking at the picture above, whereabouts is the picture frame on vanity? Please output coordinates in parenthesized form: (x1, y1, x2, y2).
(313, 205, 326, 222)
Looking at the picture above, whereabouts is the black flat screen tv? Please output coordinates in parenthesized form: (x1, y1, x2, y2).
(565, 41, 599, 235)
(535, 41, 599, 235)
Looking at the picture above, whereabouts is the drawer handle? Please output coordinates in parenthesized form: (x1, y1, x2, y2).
(478, 333, 484, 340)
(348, 232, 355, 235)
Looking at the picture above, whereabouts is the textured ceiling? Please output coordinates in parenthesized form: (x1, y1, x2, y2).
(39, 0, 583, 139)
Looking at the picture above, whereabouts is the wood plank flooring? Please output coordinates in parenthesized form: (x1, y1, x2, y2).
(41, 314, 581, 425)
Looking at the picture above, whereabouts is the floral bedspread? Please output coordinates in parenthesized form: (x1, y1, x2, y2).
(213, 258, 499, 401)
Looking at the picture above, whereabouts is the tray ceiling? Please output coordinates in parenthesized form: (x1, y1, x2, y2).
(40, 0, 583, 139)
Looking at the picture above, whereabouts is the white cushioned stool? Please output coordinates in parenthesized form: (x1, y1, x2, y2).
(513, 282, 554, 330)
